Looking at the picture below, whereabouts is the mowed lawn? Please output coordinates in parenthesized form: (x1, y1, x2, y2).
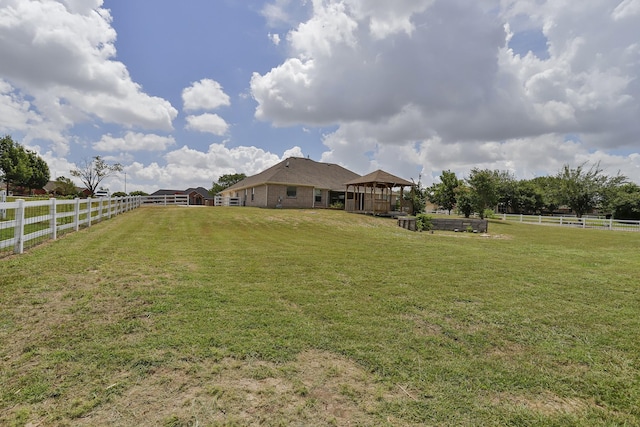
(1, 207, 639, 426)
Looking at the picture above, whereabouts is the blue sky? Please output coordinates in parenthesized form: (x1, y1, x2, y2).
(1, 0, 639, 193)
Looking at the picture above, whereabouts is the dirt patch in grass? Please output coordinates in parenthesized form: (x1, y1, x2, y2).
(490, 391, 598, 416)
(27, 350, 406, 426)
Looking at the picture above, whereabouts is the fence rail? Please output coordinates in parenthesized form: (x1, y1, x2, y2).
(501, 213, 640, 231)
(0, 196, 142, 256)
(141, 194, 189, 205)
(214, 196, 242, 206)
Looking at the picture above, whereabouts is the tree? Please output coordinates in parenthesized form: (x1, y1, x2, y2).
(70, 156, 123, 196)
(531, 176, 562, 214)
(513, 179, 545, 215)
(427, 170, 460, 214)
(606, 182, 640, 220)
(23, 150, 50, 193)
(210, 173, 247, 195)
(0, 135, 31, 192)
(53, 176, 79, 196)
(130, 190, 149, 196)
(466, 168, 500, 219)
(455, 184, 474, 218)
(556, 162, 626, 218)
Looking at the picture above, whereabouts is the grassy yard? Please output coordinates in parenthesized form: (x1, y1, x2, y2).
(1, 207, 638, 426)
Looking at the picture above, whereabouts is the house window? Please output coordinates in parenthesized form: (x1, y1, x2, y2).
(314, 189, 322, 203)
(251, 188, 255, 201)
(286, 186, 297, 198)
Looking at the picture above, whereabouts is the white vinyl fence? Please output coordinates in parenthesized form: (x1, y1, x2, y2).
(0, 196, 142, 256)
(500, 213, 640, 232)
(141, 194, 189, 205)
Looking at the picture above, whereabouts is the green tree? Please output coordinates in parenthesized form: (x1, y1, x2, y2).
(606, 182, 640, 220)
(455, 184, 474, 218)
(0, 135, 31, 192)
(22, 150, 50, 193)
(70, 156, 123, 196)
(403, 176, 427, 214)
(513, 179, 545, 214)
(130, 190, 149, 196)
(556, 162, 626, 218)
(530, 176, 562, 214)
(53, 176, 79, 196)
(427, 170, 459, 214)
(466, 168, 500, 218)
(210, 173, 247, 195)
(494, 171, 517, 213)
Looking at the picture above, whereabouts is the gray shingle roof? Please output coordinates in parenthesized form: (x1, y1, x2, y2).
(224, 157, 361, 193)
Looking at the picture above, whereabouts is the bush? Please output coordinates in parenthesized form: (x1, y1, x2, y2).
(483, 209, 496, 219)
(415, 213, 433, 231)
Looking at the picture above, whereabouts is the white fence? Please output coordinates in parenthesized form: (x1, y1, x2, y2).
(214, 196, 242, 206)
(500, 213, 640, 232)
(141, 194, 189, 206)
(0, 196, 142, 256)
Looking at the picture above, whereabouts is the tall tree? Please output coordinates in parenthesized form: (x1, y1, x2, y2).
(0, 135, 32, 192)
(210, 173, 247, 195)
(70, 156, 123, 196)
(466, 168, 500, 218)
(556, 162, 626, 218)
(427, 170, 460, 214)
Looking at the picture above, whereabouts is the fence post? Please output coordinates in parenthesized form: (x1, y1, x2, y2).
(97, 198, 103, 222)
(106, 197, 112, 219)
(520, 214, 523, 222)
(0, 189, 6, 220)
(50, 198, 57, 241)
(560, 217, 563, 226)
(14, 199, 25, 254)
(87, 197, 92, 227)
(74, 198, 81, 231)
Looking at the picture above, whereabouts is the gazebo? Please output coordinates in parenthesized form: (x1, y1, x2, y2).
(344, 170, 414, 216)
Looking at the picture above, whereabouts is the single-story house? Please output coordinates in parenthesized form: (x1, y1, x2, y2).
(217, 157, 361, 209)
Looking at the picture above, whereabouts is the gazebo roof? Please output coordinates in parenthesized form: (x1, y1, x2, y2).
(345, 170, 413, 188)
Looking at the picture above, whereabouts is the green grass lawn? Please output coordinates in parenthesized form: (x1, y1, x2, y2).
(1, 207, 638, 426)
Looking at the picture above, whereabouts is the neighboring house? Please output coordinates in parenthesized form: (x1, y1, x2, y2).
(218, 157, 361, 209)
(150, 187, 215, 205)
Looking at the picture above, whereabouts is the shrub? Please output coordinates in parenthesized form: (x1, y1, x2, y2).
(415, 213, 433, 231)
(483, 209, 496, 219)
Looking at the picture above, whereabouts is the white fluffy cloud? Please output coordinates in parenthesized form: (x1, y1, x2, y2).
(93, 132, 176, 152)
(185, 114, 229, 136)
(252, 0, 640, 184)
(182, 79, 231, 112)
(122, 144, 298, 193)
(0, 0, 177, 144)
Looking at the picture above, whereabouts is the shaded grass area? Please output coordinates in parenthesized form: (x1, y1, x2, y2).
(1, 207, 639, 426)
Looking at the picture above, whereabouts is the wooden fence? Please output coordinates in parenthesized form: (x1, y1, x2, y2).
(0, 196, 142, 256)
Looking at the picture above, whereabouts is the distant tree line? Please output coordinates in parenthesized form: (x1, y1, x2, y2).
(421, 163, 640, 220)
(0, 135, 50, 194)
